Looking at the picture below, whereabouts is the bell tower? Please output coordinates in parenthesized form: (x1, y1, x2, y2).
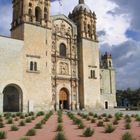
(101, 52, 113, 69)
(69, 0, 100, 109)
(69, 0, 97, 41)
(11, 0, 51, 39)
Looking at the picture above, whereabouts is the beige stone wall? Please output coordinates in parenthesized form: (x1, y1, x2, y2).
(0, 36, 26, 112)
(100, 68, 117, 108)
(21, 23, 52, 112)
(79, 39, 101, 109)
(0, 37, 23, 82)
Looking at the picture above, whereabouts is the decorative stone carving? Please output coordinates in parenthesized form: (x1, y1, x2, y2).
(52, 41, 55, 53)
(52, 64, 56, 74)
(59, 62, 69, 75)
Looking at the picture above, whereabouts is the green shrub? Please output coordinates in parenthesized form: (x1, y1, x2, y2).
(40, 119, 46, 124)
(91, 118, 96, 123)
(105, 124, 115, 133)
(77, 112, 81, 116)
(25, 117, 31, 123)
(58, 117, 62, 123)
(56, 124, 63, 131)
(74, 118, 81, 125)
(0, 131, 6, 139)
(102, 113, 107, 117)
(16, 112, 22, 117)
(11, 125, 19, 131)
(125, 117, 131, 123)
(135, 116, 140, 121)
(12, 114, 16, 118)
(104, 117, 110, 122)
(14, 117, 19, 121)
(25, 114, 29, 117)
(115, 113, 121, 120)
(57, 111, 62, 116)
(125, 123, 131, 129)
(97, 121, 104, 127)
(108, 114, 113, 118)
(83, 127, 94, 137)
(36, 111, 44, 116)
(131, 114, 135, 118)
(78, 122, 85, 129)
(113, 119, 119, 125)
(20, 114, 25, 119)
(26, 129, 36, 136)
(19, 137, 30, 140)
(19, 120, 25, 126)
(124, 115, 130, 119)
(122, 132, 135, 140)
(0, 122, 4, 128)
(31, 116, 35, 120)
(0, 118, 3, 122)
(97, 116, 102, 120)
(93, 113, 98, 118)
(82, 114, 88, 119)
(4, 113, 12, 118)
(34, 123, 42, 129)
(28, 112, 34, 116)
(7, 118, 13, 124)
(86, 117, 90, 121)
(54, 132, 67, 140)
(89, 112, 93, 116)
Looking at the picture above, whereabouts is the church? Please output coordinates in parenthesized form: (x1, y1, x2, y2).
(0, 0, 117, 112)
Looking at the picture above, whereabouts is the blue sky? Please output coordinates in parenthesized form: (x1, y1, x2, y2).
(0, 0, 140, 90)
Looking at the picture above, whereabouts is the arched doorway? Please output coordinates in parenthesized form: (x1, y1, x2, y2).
(59, 88, 69, 110)
(3, 84, 23, 112)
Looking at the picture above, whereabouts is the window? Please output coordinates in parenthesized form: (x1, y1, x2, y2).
(90, 70, 96, 79)
(60, 43, 66, 57)
(30, 61, 33, 71)
(109, 61, 112, 67)
(35, 6, 42, 23)
(34, 62, 37, 71)
(44, 7, 48, 21)
(30, 61, 38, 72)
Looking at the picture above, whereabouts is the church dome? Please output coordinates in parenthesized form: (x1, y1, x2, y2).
(73, 3, 91, 13)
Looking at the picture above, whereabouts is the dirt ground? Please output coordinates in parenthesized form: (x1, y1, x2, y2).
(0, 111, 140, 140)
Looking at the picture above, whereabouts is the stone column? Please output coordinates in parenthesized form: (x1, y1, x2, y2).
(0, 92, 3, 113)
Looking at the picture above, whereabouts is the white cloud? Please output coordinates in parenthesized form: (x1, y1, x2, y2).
(51, 0, 131, 46)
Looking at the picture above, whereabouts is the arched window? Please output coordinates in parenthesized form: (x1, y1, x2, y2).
(35, 7, 42, 23)
(109, 61, 112, 67)
(30, 61, 33, 71)
(88, 24, 91, 37)
(44, 7, 48, 21)
(60, 43, 66, 57)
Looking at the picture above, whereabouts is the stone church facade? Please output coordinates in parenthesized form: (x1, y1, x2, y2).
(0, 0, 117, 112)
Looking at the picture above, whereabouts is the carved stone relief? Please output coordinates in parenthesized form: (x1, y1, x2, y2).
(59, 62, 69, 75)
(53, 20, 72, 37)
